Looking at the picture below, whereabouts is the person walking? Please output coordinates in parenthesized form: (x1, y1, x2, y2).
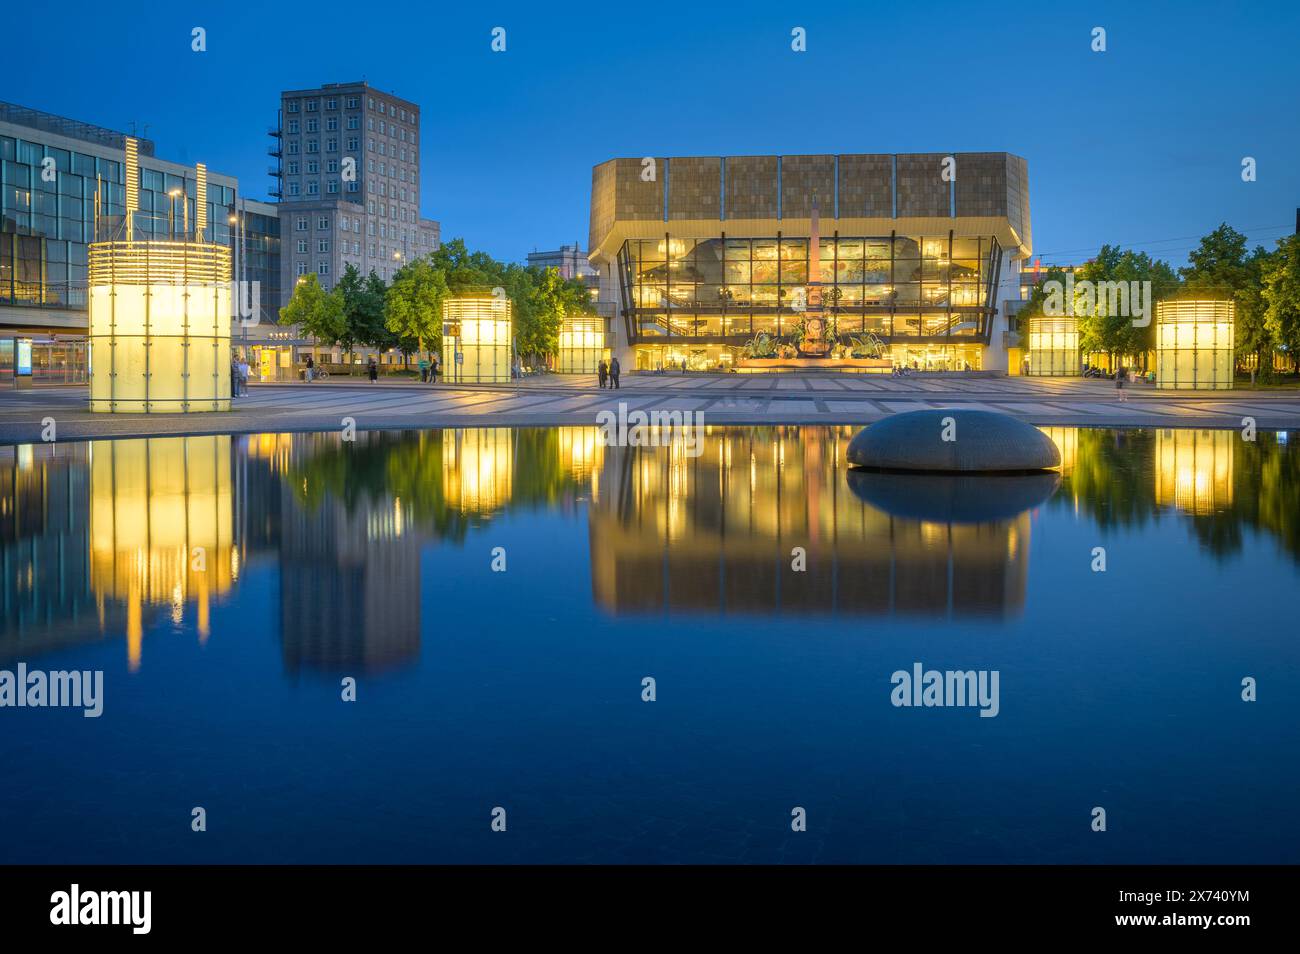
(231, 358, 240, 397)
(418, 355, 429, 383)
(429, 352, 440, 383)
(1116, 364, 1128, 403)
(368, 357, 379, 383)
(610, 356, 621, 390)
(598, 359, 608, 389)
(238, 357, 250, 396)
(305, 355, 315, 383)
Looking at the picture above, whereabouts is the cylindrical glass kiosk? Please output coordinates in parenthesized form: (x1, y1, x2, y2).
(88, 241, 232, 412)
(557, 313, 607, 373)
(1026, 316, 1079, 376)
(442, 295, 513, 383)
(1155, 300, 1235, 390)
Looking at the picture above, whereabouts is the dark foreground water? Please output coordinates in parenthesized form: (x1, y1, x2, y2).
(2, 425, 1298, 864)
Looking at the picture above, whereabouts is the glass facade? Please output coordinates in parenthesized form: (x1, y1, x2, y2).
(88, 241, 233, 413)
(1, 130, 278, 329)
(1026, 316, 1079, 376)
(1155, 300, 1234, 390)
(442, 296, 512, 383)
(616, 234, 1001, 349)
(557, 313, 608, 373)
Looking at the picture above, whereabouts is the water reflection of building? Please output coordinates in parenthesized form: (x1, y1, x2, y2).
(589, 427, 1031, 619)
(278, 440, 421, 674)
(88, 437, 235, 669)
(442, 428, 514, 514)
(0, 442, 124, 659)
(1038, 426, 1077, 475)
(1155, 428, 1234, 515)
(556, 427, 604, 493)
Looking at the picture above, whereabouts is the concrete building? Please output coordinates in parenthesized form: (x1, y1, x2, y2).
(587, 153, 1031, 372)
(272, 82, 439, 296)
(0, 101, 279, 385)
(527, 243, 597, 281)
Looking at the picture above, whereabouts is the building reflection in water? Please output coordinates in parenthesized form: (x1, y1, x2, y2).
(0, 442, 122, 659)
(1155, 428, 1234, 515)
(443, 428, 514, 514)
(1038, 427, 1078, 476)
(88, 437, 235, 669)
(272, 433, 421, 674)
(1, 422, 1282, 668)
(587, 426, 1051, 620)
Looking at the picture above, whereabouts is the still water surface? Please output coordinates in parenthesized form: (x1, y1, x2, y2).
(1, 426, 1297, 863)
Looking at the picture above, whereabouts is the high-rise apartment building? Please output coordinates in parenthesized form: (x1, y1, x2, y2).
(272, 82, 439, 296)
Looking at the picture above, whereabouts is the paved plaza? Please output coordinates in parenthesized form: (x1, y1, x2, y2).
(3, 373, 1300, 444)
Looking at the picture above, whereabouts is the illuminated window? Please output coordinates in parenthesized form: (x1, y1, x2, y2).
(1155, 300, 1235, 390)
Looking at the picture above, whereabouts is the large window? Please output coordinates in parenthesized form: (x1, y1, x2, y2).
(617, 234, 999, 343)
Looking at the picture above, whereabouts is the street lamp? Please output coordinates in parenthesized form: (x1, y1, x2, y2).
(167, 188, 182, 238)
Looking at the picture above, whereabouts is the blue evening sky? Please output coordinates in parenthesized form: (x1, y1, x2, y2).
(7, 0, 1298, 266)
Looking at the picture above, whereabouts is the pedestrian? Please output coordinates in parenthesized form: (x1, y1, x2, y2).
(598, 359, 608, 389)
(231, 358, 240, 397)
(305, 355, 315, 383)
(610, 356, 621, 389)
(430, 353, 439, 383)
(368, 357, 378, 383)
(1116, 364, 1128, 403)
(418, 355, 429, 383)
(238, 357, 250, 396)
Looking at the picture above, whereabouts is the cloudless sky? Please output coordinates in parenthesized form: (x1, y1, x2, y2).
(7, 1, 1298, 266)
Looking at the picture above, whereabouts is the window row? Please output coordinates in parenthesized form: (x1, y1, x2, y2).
(629, 282, 987, 309)
(632, 312, 987, 338)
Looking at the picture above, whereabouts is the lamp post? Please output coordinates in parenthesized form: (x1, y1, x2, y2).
(229, 207, 248, 357)
(167, 188, 182, 239)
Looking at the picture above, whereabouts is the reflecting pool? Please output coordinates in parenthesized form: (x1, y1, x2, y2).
(1, 426, 1298, 863)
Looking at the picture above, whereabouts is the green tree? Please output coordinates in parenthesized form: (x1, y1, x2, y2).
(432, 237, 507, 293)
(1263, 234, 1300, 371)
(1075, 245, 1178, 369)
(332, 265, 388, 360)
(514, 265, 567, 367)
(280, 273, 346, 349)
(1180, 224, 1274, 375)
(386, 255, 449, 357)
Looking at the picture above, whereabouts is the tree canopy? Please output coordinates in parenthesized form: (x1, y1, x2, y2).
(1017, 224, 1300, 376)
(278, 238, 598, 367)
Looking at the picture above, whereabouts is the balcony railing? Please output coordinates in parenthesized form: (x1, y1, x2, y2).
(0, 281, 89, 310)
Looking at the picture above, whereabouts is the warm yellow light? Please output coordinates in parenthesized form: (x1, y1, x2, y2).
(88, 240, 232, 413)
(442, 295, 512, 383)
(557, 313, 607, 373)
(1155, 300, 1235, 390)
(89, 436, 235, 666)
(1155, 428, 1234, 514)
(1026, 315, 1079, 376)
(442, 428, 513, 513)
